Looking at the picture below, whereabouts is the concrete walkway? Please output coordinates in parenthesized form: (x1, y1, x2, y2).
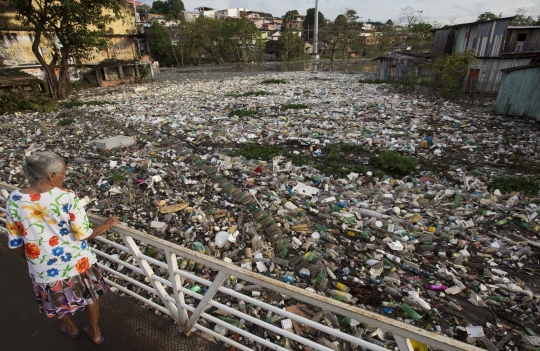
(0, 237, 225, 351)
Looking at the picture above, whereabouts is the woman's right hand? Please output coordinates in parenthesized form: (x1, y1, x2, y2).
(104, 216, 120, 228)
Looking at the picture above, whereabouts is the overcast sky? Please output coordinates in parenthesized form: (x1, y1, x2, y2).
(140, 0, 540, 25)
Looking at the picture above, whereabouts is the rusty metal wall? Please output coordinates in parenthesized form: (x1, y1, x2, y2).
(503, 28, 540, 53)
(432, 19, 512, 58)
(495, 66, 540, 120)
(465, 58, 531, 94)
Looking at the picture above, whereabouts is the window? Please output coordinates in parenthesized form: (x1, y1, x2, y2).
(517, 33, 527, 42)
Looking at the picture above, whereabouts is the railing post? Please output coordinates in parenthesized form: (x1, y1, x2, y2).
(122, 236, 180, 322)
(165, 250, 189, 329)
(394, 334, 415, 351)
(184, 271, 228, 335)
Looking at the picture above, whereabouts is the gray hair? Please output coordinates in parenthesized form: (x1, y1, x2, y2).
(25, 152, 65, 183)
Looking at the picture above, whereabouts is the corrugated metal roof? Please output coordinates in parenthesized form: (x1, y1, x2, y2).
(431, 16, 515, 32)
(500, 63, 540, 72)
(507, 26, 540, 30)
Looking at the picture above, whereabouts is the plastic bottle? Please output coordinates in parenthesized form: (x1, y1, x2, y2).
(408, 291, 431, 311)
(400, 303, 422, 321)
(237, 300, 246, 313)
(385, 253, 401, 263)
(333, 282, 350, 292)
(328, 290, 354, 303)
(218, 316, 243, 328)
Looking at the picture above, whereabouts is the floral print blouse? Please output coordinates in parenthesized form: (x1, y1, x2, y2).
(6, 187, 95, 283)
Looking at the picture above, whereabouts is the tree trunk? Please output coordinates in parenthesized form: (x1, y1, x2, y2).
(57, 49, 72, 100)
(31, 22, 59, 99)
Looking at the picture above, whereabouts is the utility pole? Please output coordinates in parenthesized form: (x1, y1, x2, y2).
(313, 0, 319, 59)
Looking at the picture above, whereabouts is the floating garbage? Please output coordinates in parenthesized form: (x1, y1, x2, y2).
(1, 70, 539, 350)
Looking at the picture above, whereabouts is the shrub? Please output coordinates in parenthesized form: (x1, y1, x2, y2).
(489, 175, 539, 195)
(426, 50, 477, 100)
(281, 103, 309, 110)
(358, 78, 385, 84)
(58, 118, 75, 126)
(262, 78, 288, 84)
(229, 143, 282, 160)
(230, 91, 270, 97)
(0, 92, 58, 114)
(228, 109, 258, 117)
(371, 151, 417, 175)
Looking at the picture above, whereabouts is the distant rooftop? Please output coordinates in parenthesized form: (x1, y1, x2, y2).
(195, 7, 214, 11)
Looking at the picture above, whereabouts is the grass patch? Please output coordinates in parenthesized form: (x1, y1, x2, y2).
(228, 90, 270, 98)
(63, 100, 114, 108)
(58, 118, 75, 126)
(229, 143, 282, 160)
(112, 171, 126, 183)
(281, 103, 309, 110)
(358, 78, 385, 84)
(229, 143, 368, 178)
(228, 109, 258, 118)
(0, 92, 58, 114)
(371, 151, 417, 175)
(262, 78, 288, 84)
(489, 175, 540, 196)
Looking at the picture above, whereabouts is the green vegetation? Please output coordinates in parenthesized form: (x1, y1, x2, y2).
(426, 50, 477, 100)
(58, 118, 75, 126)
(63, 100, 114, 108)
(358, 78, 385, 84)
(7, 0, 123, 99)
(489, 175, 540, 196)
(230, 143, 368, 178)
(262, 78, 288, 84)
(394, 73, 418, 94)
(0, 92, 58, 114)
(281, 103, 309, 110)
(371, 151, 418, 175)
(112, 171, 126, 183)
(228, 109, 258, 117)
(228, 90, 270, 98)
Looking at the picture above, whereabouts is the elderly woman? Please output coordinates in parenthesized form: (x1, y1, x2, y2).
(6, 152, 119, 344)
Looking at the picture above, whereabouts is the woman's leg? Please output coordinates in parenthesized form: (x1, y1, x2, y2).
(59, 314, 79, 335)
(85, 300, 101, 342)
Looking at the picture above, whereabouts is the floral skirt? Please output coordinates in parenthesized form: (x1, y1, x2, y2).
(32, 264, 108, 319)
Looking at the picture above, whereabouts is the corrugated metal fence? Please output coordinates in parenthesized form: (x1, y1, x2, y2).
(495, 65, 540, 120)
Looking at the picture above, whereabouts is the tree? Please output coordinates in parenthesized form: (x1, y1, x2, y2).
(169, 0, 184, 14)
(510, 8, 540, 26)
(386, 19, 394, 26)
(399, 6, 426, 30)
(303, 8, 326, 41)
(409, 22, 433, 53)
(149, 21, 178, 66)
(283, 10, 299, 22)
(151, 0, 167, 14)
(7, 0, 122, 100)
(476, 12, 501, 22)
(276, 30, 305, 61)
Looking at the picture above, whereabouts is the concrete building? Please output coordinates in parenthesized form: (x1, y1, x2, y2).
(180, 11, 200, 23)
(216, 8, 247, 19)
(0, 0, 154, 90)
(195, 7, 216, 19)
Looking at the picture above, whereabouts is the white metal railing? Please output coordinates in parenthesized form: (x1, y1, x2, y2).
(0, 182, 485, 351)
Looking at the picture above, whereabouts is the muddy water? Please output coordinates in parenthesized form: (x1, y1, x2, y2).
(155, 60, 379, 81)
